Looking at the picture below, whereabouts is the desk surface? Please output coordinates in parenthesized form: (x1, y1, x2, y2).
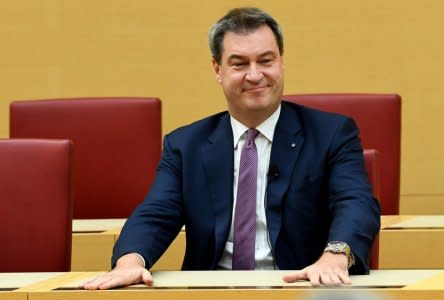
(65, 270, 440, 288)
(6, 270, 444, 300)
(74, 216, 444, 233)
(0, 273, 63, 300)
(384, 215, 444, 229)
(72, 219, 126, 233)
(0, 273, 63, 290)
(379, 215, 444, 269)
(71, 216, 444, 271)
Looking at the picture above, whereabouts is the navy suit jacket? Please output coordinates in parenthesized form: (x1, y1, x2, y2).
(113, 101, 380, 274)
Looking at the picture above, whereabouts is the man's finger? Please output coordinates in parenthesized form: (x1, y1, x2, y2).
(319, 272, 341, 287)
(306, 271, 321, 287)
(282, 270, 307, 282)
(338, 271, 352, 285)
(83, 274, 114, 290)
(97, 275, 127, 290)
(142, 269, 153, 285)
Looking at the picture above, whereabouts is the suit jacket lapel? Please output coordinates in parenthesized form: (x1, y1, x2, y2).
(267, 102, 304, 250)
(201, 113, 234, 266)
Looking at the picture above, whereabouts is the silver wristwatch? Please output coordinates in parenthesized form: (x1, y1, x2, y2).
(324, 241, 355, 269)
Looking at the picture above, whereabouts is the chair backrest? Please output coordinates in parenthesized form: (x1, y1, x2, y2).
(0, 139, 72, 272)
(283, 94, 401, 215)
(363, 149, 380, 269)
(10, 97, 162, 219)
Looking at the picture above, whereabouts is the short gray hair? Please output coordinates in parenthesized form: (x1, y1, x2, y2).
(209, 7, 284, 64)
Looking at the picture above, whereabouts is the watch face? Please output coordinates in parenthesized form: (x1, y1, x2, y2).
(326, 241, 350, 254)
(331, 242, 347, 249)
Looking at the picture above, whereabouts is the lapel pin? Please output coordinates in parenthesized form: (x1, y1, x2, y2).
(291, 143, 296, 148)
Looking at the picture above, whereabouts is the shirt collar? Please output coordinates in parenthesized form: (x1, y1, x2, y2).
(230, 104, 281, 148)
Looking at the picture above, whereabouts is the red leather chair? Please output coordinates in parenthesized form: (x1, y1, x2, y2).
(283, 94, 401, 215)
(10, 97, 162, 219)
(363, 149, 380, 269)
(0, 139, 72, 272)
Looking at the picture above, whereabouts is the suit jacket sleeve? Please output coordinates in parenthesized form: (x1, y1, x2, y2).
(112, 134, 184, 269)
(270, 104, 380, 273)
(325, 117, 380, 273)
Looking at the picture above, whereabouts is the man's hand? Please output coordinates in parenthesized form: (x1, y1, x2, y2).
(82, 253, 153, 290)
(282, 252, 351, 287)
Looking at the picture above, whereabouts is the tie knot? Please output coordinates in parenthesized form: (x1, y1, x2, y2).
(246, 128, 259, 144)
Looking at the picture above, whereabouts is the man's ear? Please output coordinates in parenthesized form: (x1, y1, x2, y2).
(211, 58, 222, 83)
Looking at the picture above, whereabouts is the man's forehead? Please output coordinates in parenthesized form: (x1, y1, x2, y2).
(223, 25, 274, 41)
(221, 25, 279, 57)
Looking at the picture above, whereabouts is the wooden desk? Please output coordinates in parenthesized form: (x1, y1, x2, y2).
(0, 273, 62, 300)
(150, 231, 186, 271)
(15, 270, 444, 300)
(71, 219, 125, 271)
(71, 220, 186, 271)
(379, 215, 444, 269)
(73, 216, 444, 271)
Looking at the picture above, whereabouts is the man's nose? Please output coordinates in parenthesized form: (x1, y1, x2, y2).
(245, 64, 264, 82)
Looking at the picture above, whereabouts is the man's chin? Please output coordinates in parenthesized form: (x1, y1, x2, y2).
(243, 101, 269, 111)
(243, 96, 275, 108)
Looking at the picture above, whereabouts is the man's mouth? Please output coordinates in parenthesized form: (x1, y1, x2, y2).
(243, 85, 269, 92)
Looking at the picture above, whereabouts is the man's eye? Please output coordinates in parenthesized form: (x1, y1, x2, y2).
(260, 59, 273, 65)
(233, 62, 247, 67)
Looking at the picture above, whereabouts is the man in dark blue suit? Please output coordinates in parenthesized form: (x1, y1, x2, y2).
(84, 7, 380, 289)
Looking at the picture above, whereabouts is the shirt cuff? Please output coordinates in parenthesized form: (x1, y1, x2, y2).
(134, 253, 146, 268)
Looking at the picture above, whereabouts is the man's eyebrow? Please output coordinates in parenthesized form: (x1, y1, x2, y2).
(227, 51, 278, 62)
(258, 51, 278, 58)
(227, 54, 246, 62)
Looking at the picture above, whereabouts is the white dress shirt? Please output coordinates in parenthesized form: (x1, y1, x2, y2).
(218, 105, 281, 270)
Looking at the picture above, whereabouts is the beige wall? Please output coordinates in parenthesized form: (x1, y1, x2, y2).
(1, 0, 443, 213)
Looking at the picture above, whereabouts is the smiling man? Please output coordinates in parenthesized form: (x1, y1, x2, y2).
(83, 7, 380, 290)
(212, 24, 284, 129)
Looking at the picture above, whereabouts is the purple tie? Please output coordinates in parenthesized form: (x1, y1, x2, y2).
(232, 128, 259, 270)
